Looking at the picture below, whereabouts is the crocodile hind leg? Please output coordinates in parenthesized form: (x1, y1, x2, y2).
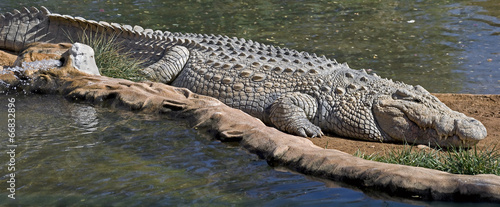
(269, 92, 323, 138)
(141, 45, 189, 84)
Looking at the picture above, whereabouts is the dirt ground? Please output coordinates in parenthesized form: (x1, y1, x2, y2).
(1, 49, 498, 155)
(308, 93, 500, 155)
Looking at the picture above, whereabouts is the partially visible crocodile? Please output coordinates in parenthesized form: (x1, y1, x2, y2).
(0, 7, 487, 147)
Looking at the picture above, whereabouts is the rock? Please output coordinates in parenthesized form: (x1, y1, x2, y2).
(417, 144, 431, 150)
(11, 42, 100, 76)
(13, 42, 71, 67)
(62, 42, 100, 76)
(0, 50, 17, 67)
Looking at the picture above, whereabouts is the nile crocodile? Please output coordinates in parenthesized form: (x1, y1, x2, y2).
(0, 7, 487, 147)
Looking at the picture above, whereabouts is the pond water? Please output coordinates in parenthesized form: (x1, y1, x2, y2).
(0, 95, 423, 206)
(1, 0, 498, 94)
(1, 0, 499, 206)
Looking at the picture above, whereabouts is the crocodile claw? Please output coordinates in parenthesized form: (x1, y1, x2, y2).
(297, 125, 323, 138)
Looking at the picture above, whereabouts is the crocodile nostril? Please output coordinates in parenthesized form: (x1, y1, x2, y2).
(455, 118, 487, 141)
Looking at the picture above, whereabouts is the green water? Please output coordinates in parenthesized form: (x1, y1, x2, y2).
(1, 0, 498, 94)
(0, 95, 421, 206)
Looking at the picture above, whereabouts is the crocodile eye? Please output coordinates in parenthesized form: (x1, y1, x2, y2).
(392, 89, 421, 103)
(395, 89, 412, 98)
(393, 89, 412, 100)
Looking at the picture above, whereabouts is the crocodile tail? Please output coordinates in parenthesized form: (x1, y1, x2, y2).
(1, 6, 172, 64)
(0, 7, 52, 52)
(0, 6, 121, 53)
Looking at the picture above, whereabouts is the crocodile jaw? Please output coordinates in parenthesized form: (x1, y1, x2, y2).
(372, 90, 487, 148)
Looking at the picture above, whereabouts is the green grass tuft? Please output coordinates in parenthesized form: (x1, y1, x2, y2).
(441, 145, 500, 175)
(355, 144, 500, 175)
(69, 30, 146, 81)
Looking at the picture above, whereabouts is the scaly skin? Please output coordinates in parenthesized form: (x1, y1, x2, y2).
(0, 7, 487, 147)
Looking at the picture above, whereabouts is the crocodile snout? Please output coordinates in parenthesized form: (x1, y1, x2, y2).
(455, 117, 487, 142)
(434, 114, 487, 142)
(373, 91, 488, 147)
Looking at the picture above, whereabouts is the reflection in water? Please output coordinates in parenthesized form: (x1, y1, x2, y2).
(0, 0, 497, 93)
(70, 105, 98, 133)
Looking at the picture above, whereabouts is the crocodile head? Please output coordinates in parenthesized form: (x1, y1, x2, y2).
(372, 85, 487, 147)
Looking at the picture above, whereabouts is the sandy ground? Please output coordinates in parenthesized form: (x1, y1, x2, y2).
(309, 93, 500, 155)
(1, 49, 498, 155)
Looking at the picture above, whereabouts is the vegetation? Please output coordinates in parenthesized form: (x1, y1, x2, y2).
(355, 144, 500, 175)
(70, 30, 146, 81)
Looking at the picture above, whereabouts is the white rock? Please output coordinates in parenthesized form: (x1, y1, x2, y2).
(64, 42, 100, 76)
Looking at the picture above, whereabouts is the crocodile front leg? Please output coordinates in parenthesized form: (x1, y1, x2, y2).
(269, 92, 323, 138)
(141, 45, 190, 84)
